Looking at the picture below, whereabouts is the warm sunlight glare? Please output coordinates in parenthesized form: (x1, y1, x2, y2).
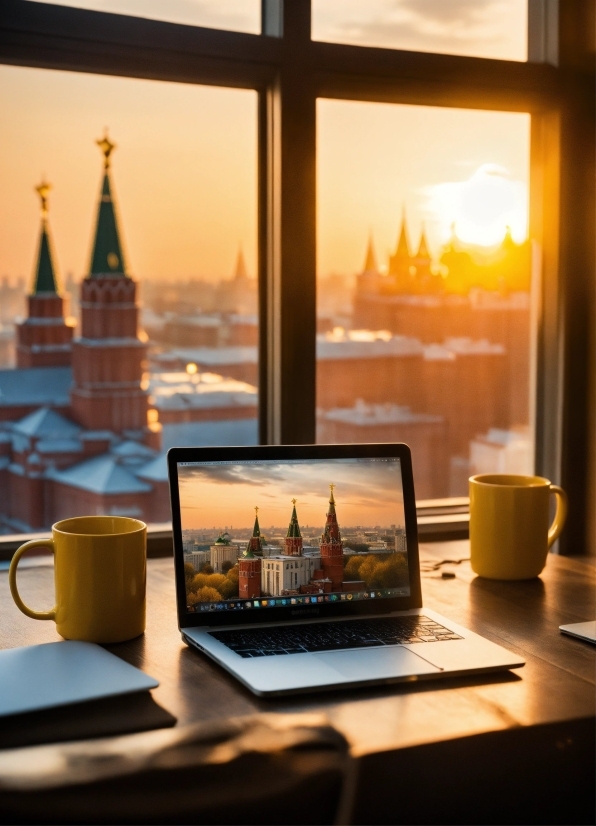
(430, 164, 528, 247)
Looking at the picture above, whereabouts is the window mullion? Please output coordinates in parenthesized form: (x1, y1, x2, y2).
(263, 1, 317, 445)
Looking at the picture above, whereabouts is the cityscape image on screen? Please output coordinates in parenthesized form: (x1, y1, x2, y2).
(178, 458, 410, 612)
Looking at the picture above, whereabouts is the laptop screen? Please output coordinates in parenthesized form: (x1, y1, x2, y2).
(175, 456, 411, 616)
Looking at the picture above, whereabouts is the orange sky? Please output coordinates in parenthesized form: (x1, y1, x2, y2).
(0, 57, 529, 286)
(178, 459, 405, 532)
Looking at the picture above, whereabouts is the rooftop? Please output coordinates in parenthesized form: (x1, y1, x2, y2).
(0, 366, 72, 407)
(48, 453, 152, 494)
(11, 407, 81, 439)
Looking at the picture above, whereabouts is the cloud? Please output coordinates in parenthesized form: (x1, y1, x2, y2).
(179, 458, 403, 505)
(179, 462, 288, 487)
(315, 0, 517, 56)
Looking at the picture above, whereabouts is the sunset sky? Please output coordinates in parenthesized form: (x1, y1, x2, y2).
(178, 458, 405, 531)
(0, 1, 529, 286)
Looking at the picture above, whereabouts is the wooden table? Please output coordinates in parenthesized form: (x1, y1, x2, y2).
(1, 542, 594, 824)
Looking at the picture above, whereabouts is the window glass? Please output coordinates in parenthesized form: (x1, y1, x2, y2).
(25, 0, 261, 34)
(312, 0, 528, 62)
(0, 65, 257, 533)
(316, 99, 532, 500)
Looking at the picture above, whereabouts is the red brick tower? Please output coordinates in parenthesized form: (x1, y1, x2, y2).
(284, 499, 303, 556)
(70, 134, 158, 446)
(238, 507, 263, 599)
(16, 181, 74, 368)
(320, 484, 344, 591)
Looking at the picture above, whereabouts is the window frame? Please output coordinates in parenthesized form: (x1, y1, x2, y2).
(0, 0, 593, 552)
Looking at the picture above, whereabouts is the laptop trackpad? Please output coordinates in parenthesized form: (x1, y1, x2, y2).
(315, 645, 441, 680)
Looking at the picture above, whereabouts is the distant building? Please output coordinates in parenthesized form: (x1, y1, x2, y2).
(210, 532, 239, 573)
(469, 427, 532, 476)
(395, 527, 407, 553)
(317, 401, 448, 500)
(186, 550, 210, 571)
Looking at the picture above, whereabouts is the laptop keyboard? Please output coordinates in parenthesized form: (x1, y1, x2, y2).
(209, 616, 462, 658)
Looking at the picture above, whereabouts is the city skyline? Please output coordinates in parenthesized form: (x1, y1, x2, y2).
(178, 459, 405, 531)
(1, 64, 529, 285)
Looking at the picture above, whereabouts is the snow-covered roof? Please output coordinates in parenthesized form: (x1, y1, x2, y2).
(317, 333, 423, 361)
(135, 452, 168, 483)
(48, 454, 152, 494)
(11, 407, 81, 439)
(36, 438, 82, 455)
(422, 344, 457, 362)
(154, 392, 257, 412)
(167, 347, 258, 366)
(0, 367, 72, 407)
(321, 401, 443, 426)
(442, 337, 505, 356)
(149, 372, 257, 411)
(160, 418, 258, 451)
(111, 440, 157, 459)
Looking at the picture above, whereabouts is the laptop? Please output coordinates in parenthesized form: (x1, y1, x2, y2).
(167, 443, 524, 696)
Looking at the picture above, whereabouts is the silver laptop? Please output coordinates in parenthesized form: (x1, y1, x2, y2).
(168, 443, 524, 696)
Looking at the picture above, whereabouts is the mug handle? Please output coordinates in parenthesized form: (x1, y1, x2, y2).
(547, 485, 568, 549)
(9, 539, 57, 621)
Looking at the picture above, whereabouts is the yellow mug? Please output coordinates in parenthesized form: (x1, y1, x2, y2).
(9, 516, 147, 643)
(469, 474, 568, 580)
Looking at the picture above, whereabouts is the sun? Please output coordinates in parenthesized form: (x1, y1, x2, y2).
(429, 164, 528, 247)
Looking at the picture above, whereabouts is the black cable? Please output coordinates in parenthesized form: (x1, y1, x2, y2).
(420, 557, 470, 573)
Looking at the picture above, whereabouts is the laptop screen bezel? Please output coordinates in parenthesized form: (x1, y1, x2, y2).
(168, 443, 423, 629)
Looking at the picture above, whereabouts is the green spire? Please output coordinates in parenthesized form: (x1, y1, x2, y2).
(252, 509, 261, 537)
(32, 181, 59, 295)
(286, 499, 302, 538)
(89, 133, 128, 277)
(328, 483, 336, 512)
(243, 507, 263, 558)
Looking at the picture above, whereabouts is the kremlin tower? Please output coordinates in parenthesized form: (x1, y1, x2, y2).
(238, 507, 263, 600)
(388, 209, 412, 291)
(16, 182, 75, 368)
(284, 499, 304, 556)
(320, 484, 345, 591)
(69, 134, 159, 447)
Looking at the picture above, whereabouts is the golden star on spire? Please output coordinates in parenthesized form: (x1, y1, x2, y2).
(96, 130, 116, 169)
(35, 180, 51, 218)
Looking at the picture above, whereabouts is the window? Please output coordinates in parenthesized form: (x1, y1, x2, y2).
(316, 99, 532, 499)
(0, 0, 593, 553)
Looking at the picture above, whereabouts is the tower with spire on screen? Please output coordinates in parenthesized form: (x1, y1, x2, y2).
(284, 499, 304, 556)
(238, 507, 263, 599)
(319, 484, 345, 591)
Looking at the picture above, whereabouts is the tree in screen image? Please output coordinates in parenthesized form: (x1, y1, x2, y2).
(186, 565, 240, 603)
(344, 553, 409, 589)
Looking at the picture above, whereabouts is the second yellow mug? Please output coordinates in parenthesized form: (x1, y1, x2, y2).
(469, 474, 568, 580)
(9, 515, 146, 644)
